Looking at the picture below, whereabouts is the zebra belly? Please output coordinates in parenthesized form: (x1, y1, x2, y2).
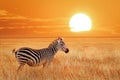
(27, 58, 47, 67)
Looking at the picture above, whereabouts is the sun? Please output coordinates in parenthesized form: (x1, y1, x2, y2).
(69, 13, 92, 32)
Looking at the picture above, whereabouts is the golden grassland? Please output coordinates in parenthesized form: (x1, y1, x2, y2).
(0, 38, 120, 80)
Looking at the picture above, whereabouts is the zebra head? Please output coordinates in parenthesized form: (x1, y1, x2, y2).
(56, 37, 69, 53)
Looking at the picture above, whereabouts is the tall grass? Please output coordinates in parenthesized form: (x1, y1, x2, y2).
(0, 38, 120, 80)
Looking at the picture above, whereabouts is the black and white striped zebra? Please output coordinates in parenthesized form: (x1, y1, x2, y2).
(12, 37, 69, 71)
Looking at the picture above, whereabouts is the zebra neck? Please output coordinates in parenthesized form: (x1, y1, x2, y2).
(50, 46, 58, 55)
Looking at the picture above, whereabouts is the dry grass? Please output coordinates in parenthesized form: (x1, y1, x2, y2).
(0, 38, 120, 80)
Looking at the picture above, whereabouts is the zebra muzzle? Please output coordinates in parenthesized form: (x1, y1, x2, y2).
(65, 48, 69, 53)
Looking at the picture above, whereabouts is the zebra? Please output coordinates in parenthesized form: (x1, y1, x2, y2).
(12, 37, 69, 71)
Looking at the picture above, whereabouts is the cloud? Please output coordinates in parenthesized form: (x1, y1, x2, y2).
(0, 9, 69, 21)
(0, 10, 8, 16)
(0, 9, 69, 37)
(0, 15, 27, 20)
(0, 9, 68, 24)
(0, 14, 68, 30)
(0, 9, 27, 20)
(0, 27, 4, 30)
(103, 26, 120, 35)
(111, 29, 120, 35)
(31, 17, 69, 22)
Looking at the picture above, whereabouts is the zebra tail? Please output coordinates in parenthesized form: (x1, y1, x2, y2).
(12, 48, 16, 53)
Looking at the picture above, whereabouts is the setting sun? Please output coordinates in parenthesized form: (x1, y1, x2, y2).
(69, 13, 92, 32)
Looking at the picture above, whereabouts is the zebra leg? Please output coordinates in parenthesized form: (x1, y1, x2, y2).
(17, 64, 25, 72)
(43, 61, 48, 68)
(43, 59, 52, 68)
(15, 64, 25, 79)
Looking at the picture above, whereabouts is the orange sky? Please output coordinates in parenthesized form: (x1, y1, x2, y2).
(0, 0, 120, 38)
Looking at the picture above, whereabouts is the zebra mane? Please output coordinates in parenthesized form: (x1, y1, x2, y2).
(48, 37, 63, 48)
(48, 39, 58, 48)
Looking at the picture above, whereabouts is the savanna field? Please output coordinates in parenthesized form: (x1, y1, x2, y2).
(0, 38, 120, 80)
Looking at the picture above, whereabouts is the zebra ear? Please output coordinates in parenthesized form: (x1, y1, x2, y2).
(57, 37, 63, 40)
(57, 37, 63, 43)
(57, 39, 61, 43)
